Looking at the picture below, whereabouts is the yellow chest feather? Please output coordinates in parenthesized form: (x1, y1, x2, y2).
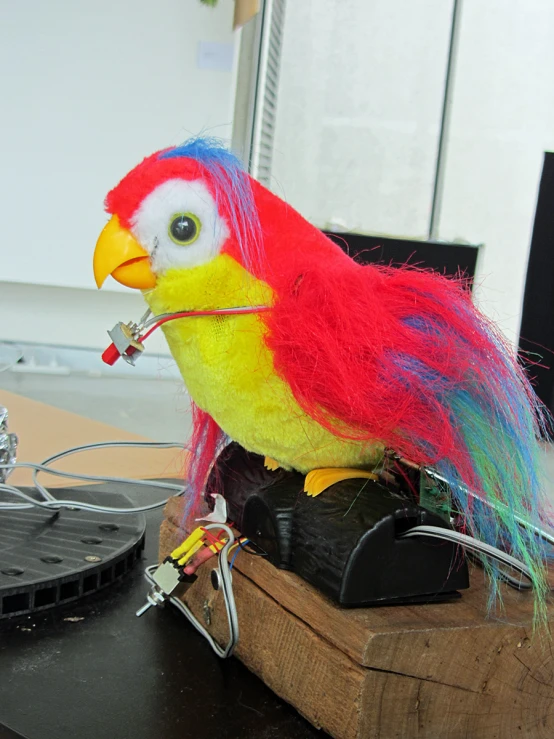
(145, 255, 378, 472)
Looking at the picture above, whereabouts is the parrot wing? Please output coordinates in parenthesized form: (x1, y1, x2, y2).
(264, 257, 552, 620)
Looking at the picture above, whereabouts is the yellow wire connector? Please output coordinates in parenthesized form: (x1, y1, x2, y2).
(171, 526, 227, 566)
(136, 526, 231, 618)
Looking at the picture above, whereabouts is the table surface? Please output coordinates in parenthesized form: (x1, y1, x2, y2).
(0, 392, 324, 739)
(1, 389, 186, 488)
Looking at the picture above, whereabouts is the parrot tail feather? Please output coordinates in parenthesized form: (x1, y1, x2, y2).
(267, 262, 554, 625)
(379, 281, 554, 625)
(408, 303, 554, 626)
(184, 403, 226, 522)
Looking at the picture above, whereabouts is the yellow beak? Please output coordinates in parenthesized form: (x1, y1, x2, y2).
(93, 215, 157, 289)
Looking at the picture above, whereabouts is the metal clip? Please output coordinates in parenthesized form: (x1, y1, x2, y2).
(136, 560, 196, 617)
(107, 322, 145, 365)
(0, 407, 18, 483)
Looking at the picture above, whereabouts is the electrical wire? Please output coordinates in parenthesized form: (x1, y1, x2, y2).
(143, 522, 239, 658)
(421, 466, 554, 549)
(0, 441, 186, 514)
(102, 306, 272, 366)
(0, 435, 237, 655)
(465, 552, 533, 592)
(31, 441, 186, 502)
(140, 305, 271, 333)
(229, 539, 250, 570)
(400, 525, 534, 586)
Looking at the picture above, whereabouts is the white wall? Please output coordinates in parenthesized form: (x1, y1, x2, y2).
(0, 0, 238, 349)
(273, 0, 554, 343)
(4, 0, 552, 353)
(271, 0, 454, 238)
(0, 282, 170, 356)
(437, 0, 554, 340)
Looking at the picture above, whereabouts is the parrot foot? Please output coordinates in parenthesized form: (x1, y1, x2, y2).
(264, 457, 281, 471)
(304, 468, 379, 497)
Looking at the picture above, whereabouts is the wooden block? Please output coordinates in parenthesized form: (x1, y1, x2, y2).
(161, 498, 554, 739)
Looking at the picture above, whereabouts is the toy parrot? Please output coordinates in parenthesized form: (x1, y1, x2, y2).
(93, 136, 553, 619)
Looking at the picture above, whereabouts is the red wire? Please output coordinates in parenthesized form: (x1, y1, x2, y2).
(139, 307, 271, 344)
(102, 308, 270, 365)
(200, 527, 220, 546)
(200, 527, 232, 552)
(394, 460, 419, 499)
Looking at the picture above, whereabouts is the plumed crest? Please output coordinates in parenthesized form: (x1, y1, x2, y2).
(159, 137, 263, 269)
(106, 136, 263, 269)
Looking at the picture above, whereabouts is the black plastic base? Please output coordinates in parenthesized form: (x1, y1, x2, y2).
(208, 443, 470, 607)
(0, 486, 146, 618)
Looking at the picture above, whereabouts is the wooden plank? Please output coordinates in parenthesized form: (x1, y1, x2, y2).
(161, 508, 554, 739)
(164, 496, 550, 675)
(160, 519, 366, 739)
(2, 389, 186, 486)
(356, 668, 551, 739)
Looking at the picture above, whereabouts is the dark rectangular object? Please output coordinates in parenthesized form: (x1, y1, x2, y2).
(519, 152, 554, 412)
(210, 443, 469, 607)
(324, 231, 479, 285)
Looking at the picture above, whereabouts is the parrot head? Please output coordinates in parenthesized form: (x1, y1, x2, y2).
(93, 136, 349, 311)
(92, 137, 270, 311)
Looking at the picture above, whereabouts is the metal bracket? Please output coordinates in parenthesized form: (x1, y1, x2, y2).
(107, 323, 145, 365)
(0, 406, 18, 484)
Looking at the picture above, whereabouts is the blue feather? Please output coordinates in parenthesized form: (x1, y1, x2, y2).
(396, 310, 553, 623)
(159, 136, 262, 268)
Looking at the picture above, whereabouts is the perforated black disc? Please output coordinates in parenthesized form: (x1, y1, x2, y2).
(0, 484, 146, 618)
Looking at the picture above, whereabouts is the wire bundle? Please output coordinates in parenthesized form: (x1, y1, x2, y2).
(143, 522, 240, 659)
(0, 440, 186, 514)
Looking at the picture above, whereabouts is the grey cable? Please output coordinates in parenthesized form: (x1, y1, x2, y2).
(33, 441, 185, 502)
(422, 467, 554, 549)
(0, 441, 186, 514)
(401, 525, 534, 586)
(143, 523, 239, 658)
(141, 306, 270, 330)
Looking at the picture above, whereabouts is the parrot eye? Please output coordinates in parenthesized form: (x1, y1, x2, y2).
(130, 179, 229, 272)
(168, 213, 201, 245)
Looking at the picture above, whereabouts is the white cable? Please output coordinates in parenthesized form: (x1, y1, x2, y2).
(143, 523, 239, 658)
(141, 306, 270, 330)
(421, 466, 554, 549)
(0, 441, 186, 514)
(33, 441, 185, 502)
(0, 436, 237, 652)
(0, 480, 184, 514)
(401, 525, 534, 585)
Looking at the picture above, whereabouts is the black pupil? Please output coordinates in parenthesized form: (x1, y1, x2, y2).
(170, 215, 197, 243)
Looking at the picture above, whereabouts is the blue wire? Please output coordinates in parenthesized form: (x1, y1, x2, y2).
(229, 539, 249, 570)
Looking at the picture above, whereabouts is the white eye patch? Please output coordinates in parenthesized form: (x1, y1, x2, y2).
(130, 178, 230, 274)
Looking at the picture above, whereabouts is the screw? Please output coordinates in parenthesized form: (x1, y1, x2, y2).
(202, 600, 212, 626)
(41, 555, 63, 564)
(84, 555, 102, 563)
(1, 567, 24, 576)
(81, 537, 102, 545)
(136, 601, 153, 617)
